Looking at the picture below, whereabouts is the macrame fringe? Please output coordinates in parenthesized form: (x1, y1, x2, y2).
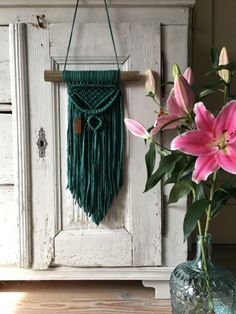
(64, 70, 123, 225)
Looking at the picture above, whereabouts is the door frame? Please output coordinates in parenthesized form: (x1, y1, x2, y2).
(10, 23, 32, 268)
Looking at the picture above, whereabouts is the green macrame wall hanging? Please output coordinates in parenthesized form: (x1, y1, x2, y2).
(63, 0, 123, 225)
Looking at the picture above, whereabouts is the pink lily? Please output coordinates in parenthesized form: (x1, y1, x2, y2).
(183, 67, 194, 86)
(124, 118, 150, 139)
(152, 68, 195, 134)
(171, 101, 236, 183)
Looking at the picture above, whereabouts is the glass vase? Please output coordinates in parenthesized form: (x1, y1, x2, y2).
(170, 234, 236, 313)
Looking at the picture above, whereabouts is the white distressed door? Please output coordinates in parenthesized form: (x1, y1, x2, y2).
(25, 21, 161, 269)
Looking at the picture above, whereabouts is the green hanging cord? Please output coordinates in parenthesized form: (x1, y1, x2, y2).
(64, 0, 80, 71)
(104, 0, 120, 70)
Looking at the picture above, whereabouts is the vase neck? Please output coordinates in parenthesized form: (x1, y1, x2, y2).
(192, 234, 212, 270)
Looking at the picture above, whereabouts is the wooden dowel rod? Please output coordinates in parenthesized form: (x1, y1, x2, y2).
(44, 70, 143, 82)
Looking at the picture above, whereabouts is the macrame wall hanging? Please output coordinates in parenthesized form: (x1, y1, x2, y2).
(44, 0, 142, 225)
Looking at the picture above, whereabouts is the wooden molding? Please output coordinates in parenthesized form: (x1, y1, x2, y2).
(0, 0, 196, 8)
(9, 23, 32, 268)
(0, 266, 173, 279)
(0, 266, 173, 299)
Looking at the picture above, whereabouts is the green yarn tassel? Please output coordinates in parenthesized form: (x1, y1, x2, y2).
(63, 70, 123, 225)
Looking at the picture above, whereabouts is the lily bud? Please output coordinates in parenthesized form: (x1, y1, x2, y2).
(218, 47, 231, 84)
(174, 74, 195, 114)
(145, 69, 155, 96)
(124, 118, 150, 139)
(172, 64, 181, 79)
(183, 67, 194, 86)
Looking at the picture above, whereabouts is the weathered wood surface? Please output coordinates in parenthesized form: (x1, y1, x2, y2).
(27, 21, 162, 269)
(54, 230, 132, 266)
(26, 25, 56, 269)
(0, 0, 195, 7)
(161, 25, 188, 266)
(0, 114, 13, 184)
(0, 281, 172, 314)
(0, 26, 11, 103)
(0, 186, 19, 265)
(0, 104, 11, 112)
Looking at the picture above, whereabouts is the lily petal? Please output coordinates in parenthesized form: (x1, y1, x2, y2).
(215, 101, 236, 134)
(166, 89, 183, 116)
(227, 130, 236, 144)
(124, 118, 149, 139)
(218, 47, 231, 84)
(215, 146, 236, 174)
(192, 155, 219, 183)
(171, 130, 217, 156)
(155, 114, 183, 132)
(194, 102, 215, 132)
(183, 67, 194, 85)
(174, 74, 195, 114)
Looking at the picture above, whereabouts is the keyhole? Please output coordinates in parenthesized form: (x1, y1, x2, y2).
(40, 140, 44, 147)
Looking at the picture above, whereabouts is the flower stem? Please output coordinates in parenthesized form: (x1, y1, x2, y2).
(204, 171, 218, 237)
(150, 95, 167, 113)
(152, 140, 172, 153)
(224, 84, 229, 104)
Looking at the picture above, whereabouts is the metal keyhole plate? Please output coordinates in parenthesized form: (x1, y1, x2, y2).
(36, 127, 48, 158)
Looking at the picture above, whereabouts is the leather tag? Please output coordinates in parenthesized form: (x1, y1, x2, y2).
(74, 117, 82, 134)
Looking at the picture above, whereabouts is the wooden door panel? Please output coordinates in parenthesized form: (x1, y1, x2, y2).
(28, 22, 161, 268)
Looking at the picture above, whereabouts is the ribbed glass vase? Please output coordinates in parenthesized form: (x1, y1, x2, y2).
(170, 234, 236, 313)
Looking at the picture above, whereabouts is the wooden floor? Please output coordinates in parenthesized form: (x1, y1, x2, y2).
(0, 281, 172, 314)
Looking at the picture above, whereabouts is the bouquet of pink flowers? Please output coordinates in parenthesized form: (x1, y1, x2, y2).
(125, 47, 236, 256)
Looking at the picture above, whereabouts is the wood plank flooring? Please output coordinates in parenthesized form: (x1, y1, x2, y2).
(0, 281, 172, 314)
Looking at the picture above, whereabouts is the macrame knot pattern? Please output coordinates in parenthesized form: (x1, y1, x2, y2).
(63, 70, 124, 225)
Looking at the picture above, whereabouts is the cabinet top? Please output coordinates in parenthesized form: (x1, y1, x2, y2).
(0, 0, 196, 7)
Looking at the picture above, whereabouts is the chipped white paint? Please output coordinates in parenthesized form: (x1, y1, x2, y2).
(0, 7, 191, 27)
(0, 27, 11, 103)
(161, 25, 189, 266)
(143, 280, 171, 299)
(0, 114, 13, 184)
(0, 0, 196, 7)
(9, 23, 32, 268)
(37, 21, 161, 268)
(25, 24, 56, 269)
(0, 186, 19, 265)
(54, 230, 132, 266)
(0, 104, 12, 112)
(6, 0, 193, 294)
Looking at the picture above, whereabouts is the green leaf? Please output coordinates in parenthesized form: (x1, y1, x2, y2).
(144, 152, 182, 192)
(217, 62, 236, 71)
(183, 199, 210, 241)
(228, 187, 236, 199)
(196, 89, 217, 101)
(193, 183, 206, 201)
(211, 189, 230, 218)
(168, 180, 193, 204)
(210, 47, 219, 67)
(145, 142, 156, 179)
(165, 159, 186, 185)
(177, 157, 195, 181)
